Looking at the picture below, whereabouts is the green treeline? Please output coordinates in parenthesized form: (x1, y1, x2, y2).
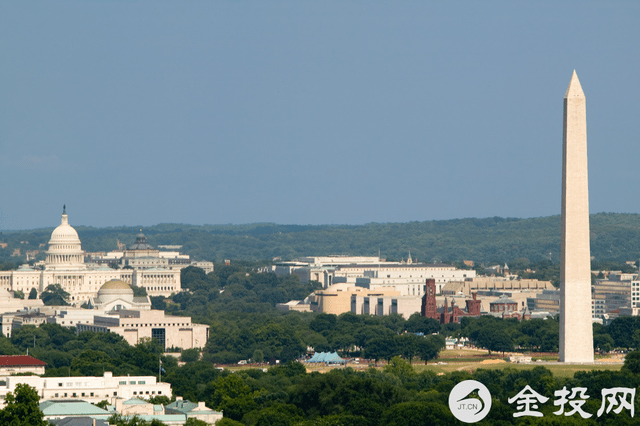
(4, 323, 640, 425)
(4, 213, 640, 264)
(164, 265, 638, 363)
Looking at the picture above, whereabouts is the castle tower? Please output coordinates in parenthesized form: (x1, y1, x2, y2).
(559, 71, 594, 363)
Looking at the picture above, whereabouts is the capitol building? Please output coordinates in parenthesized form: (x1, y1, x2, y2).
(0, 209, 185, 305)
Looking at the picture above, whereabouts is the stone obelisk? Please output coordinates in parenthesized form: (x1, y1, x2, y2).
(559, 71, 594, 363)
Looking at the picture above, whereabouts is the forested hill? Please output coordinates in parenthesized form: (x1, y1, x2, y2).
(2, 213, 640, 264)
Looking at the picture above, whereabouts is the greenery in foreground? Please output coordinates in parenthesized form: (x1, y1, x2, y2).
(4, 212, 640, 264)
(3, 262, 640, 424)
(8, 356, 640, 426)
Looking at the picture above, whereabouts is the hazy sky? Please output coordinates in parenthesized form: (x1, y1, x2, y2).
(2, 2, 639, 230)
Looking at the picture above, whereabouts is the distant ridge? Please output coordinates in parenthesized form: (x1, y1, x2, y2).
(2, 213, 640, 264)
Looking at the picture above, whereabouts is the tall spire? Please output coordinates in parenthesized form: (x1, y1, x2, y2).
(559, 70, 593, 363)
(564, 70, 584, 99)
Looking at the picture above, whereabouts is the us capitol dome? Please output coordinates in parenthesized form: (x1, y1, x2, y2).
(45, 205, 87, 271)
(0, 206, 183, 306)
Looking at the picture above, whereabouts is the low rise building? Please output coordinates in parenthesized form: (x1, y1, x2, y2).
(0, 372, 171, 407)
(308, 284, 401, 315)
(442, 277, 554, 296)
(77, 309, 208, 350)
(167, 397, 223, 424)
(351, 294, 422, 319)
(0, 355, 46, 376)
(421, 279, 482, 324)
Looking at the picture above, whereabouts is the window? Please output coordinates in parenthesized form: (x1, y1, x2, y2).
(58, 383, 63, 387)
(119, 381, 127, 385)
(130, 381, 136, 385)
(138, 381, 145, 385)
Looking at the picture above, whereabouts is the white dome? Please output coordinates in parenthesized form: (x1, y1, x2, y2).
(49, 214, 81, 245)
(45, 210, 86, 271)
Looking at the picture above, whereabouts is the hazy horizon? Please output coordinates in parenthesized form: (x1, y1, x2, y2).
(2, 2, 639, 230)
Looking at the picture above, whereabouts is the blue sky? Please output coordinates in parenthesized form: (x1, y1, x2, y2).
(1, 2, 639, 230)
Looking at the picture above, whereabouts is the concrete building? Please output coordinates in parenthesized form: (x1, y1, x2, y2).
(527, 289, 561, 314)
(308, 283, 401, 315)
(86, 233, 214, 274)
(274, 256, 474, 291)
(0, 372, 171, 407)
(559, 71, 594, 363)
(87, 280, 152, 311)
(442, 277, 554, 296)
(167, 397, 223, 425)
(76, 309, 209, 350)
(275, 300, 313, 312)
(591, 279, 632, 320)
(0, 209, 183, 303)
(350, 294, 423, 319)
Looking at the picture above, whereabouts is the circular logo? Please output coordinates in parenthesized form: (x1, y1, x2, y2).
(448, 380, 492, 423)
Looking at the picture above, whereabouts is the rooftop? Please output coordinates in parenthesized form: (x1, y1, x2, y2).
(0, 355, 47, 367)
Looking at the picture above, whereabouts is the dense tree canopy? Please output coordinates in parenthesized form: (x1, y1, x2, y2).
(5, 213, 640, 265)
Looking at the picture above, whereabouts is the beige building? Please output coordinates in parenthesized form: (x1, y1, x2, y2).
(77, 309, 209, 350)
(87, 280, 152, 311)
(442, 277, 554, 296)
(351, 293, 422, 319)
(308, 283, 401, 315)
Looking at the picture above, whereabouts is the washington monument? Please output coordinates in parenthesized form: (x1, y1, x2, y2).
(559, 71, 594, 363)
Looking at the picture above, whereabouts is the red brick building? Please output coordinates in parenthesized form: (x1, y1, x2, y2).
(421, 279, 481, 324)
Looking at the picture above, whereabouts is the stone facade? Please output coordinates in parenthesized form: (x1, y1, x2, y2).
(0, 211, 182, 304)
(559, 71, 594, 363)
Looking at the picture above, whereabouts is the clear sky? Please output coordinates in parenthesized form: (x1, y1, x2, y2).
(1, 2, 639, 230)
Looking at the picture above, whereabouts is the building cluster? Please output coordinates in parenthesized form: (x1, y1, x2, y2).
(0, 356, 222, 425)
(0, 281, 208, 350)
(0, 209, 213, 303)
(276, 256, 556, 322)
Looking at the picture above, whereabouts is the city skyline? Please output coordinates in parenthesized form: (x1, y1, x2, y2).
(2, 2, 639, 230)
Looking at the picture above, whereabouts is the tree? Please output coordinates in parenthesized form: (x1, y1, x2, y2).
(28, 288, 38, 299)
(252, 349, 264, 364)
(623, 350, 640, 375)
(95, 400, 110, 409)
(181, 348, 200, 363)
(384, 356, 414, 378)
(13, 290, 24, 299)
(131, 285, 147, 297)
(475, 329, 513, 355)
(40, 284, 70, 306)
(0, 383, 48, 426)
(185, 419, 209, 426)
(148, 395, 171, 405)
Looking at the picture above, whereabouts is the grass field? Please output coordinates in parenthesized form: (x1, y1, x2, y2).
(412, 349, 624, 378)
(229, 349, 625, 379)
